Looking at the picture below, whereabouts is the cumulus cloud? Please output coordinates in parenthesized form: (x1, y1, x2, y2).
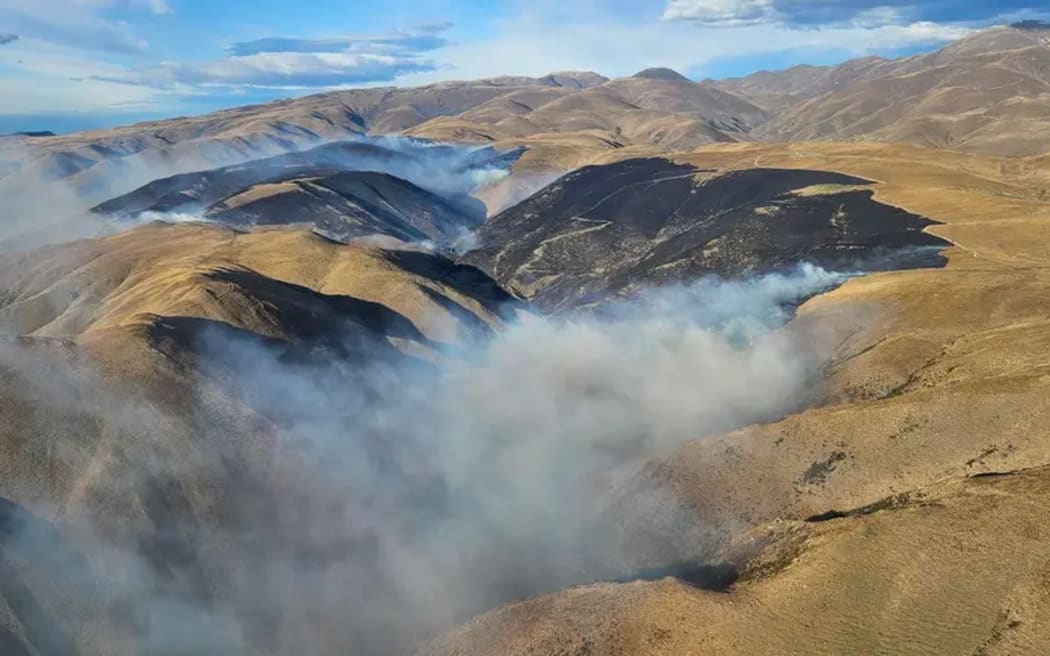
(663, 0, 1048, 27)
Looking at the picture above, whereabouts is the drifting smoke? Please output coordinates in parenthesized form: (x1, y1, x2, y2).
(473, 170, 565, 217)
(95, 136, 519, 251)
(2, 133, 517, 251)
(0, 262, 853, 655)
(355, 135, 516, 196)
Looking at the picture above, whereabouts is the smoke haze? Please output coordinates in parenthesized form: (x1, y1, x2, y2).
(0, 135, 519, 250)
(0, 262, 852, 654)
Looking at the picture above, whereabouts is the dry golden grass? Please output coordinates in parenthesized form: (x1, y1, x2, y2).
(424, 141, 1050, 654)
(424, 468, 1050, 656)
(0, 221, 506, 345)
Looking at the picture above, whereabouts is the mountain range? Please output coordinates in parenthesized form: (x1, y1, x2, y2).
(3, 20, 1050, 656)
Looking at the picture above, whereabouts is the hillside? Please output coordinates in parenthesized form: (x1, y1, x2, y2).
(465, 158, 947, 310)
(0, 222, 517, 655)
(0, 71, 606, 207)
(90, 138, 520, 245)
(423, 140, 1050, 654)
(722, 23, 1050, 155)
(9, 21, 1050, 226)
(8, 18, 1050, 656)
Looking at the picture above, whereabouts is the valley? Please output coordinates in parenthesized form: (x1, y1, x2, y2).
(2, 18, 1050, 656)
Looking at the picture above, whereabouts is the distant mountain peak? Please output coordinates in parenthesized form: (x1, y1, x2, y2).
(632, 67, 692, 83)
(543, 70, 609, 88)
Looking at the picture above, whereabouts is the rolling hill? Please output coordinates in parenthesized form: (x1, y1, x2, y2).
(90, 138, 521, 246)
(6, 19, 1050, 656)
(464, 158, 947, 310)
(718, 22, 1050, 155)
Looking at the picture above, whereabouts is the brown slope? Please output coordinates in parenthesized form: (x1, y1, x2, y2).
(421, 467, 1050, 656)
(0, 222, 510, 345)
(408, 73, 768, 155)
(708, 55, 893, 112)
(747, 23, 1050, 155)
(0, 222, 516, 656)
(0, 71, 607, 207)
(422, 140, 1050, 654)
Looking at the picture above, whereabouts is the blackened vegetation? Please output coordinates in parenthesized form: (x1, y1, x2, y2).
(91, 139, 520, 246)
(806, 492, 914, 522)
(801, 451, 849, 486)
(465, 158, 949, 311)
(224, 172, 477, 244)
(618, 561, 740, 592)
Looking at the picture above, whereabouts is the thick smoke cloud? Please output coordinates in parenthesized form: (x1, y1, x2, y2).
(0, 262, 852, 654)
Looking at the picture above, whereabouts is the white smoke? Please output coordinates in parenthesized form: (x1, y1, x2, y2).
(0, 261, 852, 655)
(0, 121, 857, 653)
(305, 135, 514, 207)
(178, 263, 850, 651)
(2, 135, 519, 252)
(133, 211, 213, 225)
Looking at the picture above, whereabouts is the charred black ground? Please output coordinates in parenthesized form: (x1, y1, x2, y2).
(464, 158, 949, 311)
(91, 139, 521, 245)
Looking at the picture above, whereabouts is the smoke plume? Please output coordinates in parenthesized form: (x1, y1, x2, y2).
(0, 261, 852, 655)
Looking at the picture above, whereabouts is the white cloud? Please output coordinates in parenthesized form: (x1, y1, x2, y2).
(138, 0, 172, 14)
(395, 6, 974, 86)
(227, 24, 450, 56)
(99, 51, 438, 89)
(87, 23, 452, 91)
(0, 72, 157, 114)
(663, 0, 776, 26)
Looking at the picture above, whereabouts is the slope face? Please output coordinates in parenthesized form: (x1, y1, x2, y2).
(729, 24, 1050, 155)
(421, 468, 1050, 656)
(423, 140, 1050, 655)
(407, 75, 768, 155)
(0, 222, 517, 656)
(91, 138, 520, 245)
(0, 222, 511, 344)
(0, 72, 605, 209)
(709, 56, 892, 111)
(632, 67, 693, 82)
(465, 158, 947, 310)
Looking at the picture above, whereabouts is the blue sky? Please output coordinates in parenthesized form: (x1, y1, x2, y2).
(0, 0, 1047, 133)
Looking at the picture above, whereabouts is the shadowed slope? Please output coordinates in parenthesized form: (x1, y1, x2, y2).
(88, 139, 520, 245)
(419, 141, 1050, 655)
(0, 221, 518, 655)
(465, 158, 947, 310)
